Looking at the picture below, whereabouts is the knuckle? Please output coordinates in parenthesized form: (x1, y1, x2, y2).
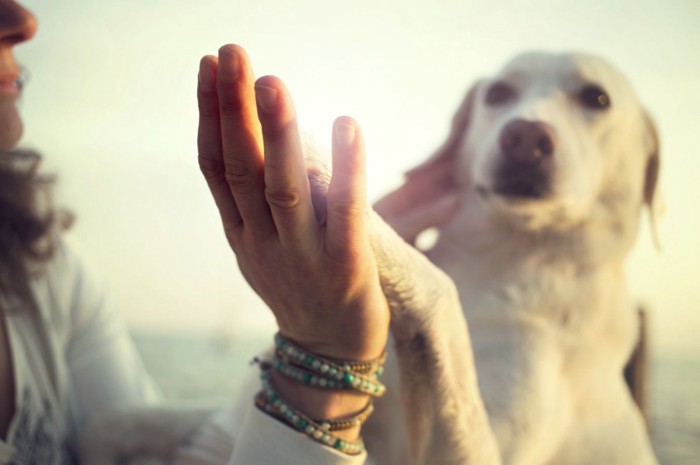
(219, 102, 243, 119)
(223, 160, 258, 193)
(325, 246, 362, 267)
(198, 155, 223, 179)
(224, 172, 256, 193)
(217, 94, 244, 119)
(265, 187, 301, 211)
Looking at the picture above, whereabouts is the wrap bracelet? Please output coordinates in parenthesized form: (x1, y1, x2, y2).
(272, 353, 386, 396)
(255, 372, 366, 455)
(273, 333, 386, 397)
(274, 333, 386, 376)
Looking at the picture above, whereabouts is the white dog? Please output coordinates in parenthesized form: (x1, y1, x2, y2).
(80, 52, 660, 465)
(368, 51, 661, 465)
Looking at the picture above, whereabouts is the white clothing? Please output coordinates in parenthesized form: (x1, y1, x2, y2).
(172, 394, 368, 465)
(0, 236, 160, 464)
(0, 236, 367, 464)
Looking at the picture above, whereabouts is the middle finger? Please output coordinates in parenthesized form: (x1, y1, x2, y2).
(217, 44, 275, 236)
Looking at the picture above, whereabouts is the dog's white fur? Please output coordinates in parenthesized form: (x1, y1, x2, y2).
(79, 52, 660, 465)
(369, 51, 660, 465)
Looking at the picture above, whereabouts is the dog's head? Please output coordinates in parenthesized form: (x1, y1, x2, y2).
(410, 52, 660, 238)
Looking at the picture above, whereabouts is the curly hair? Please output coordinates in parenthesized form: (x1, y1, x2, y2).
(0, 149, 72, 308)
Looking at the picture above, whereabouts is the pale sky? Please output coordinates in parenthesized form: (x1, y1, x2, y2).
(15, 0, 700, 355)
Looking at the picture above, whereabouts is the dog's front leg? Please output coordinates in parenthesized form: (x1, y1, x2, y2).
(368, 211, 501, 465)
(306, 157, 499, 464)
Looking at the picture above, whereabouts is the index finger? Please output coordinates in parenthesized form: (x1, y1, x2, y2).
(255, 76, 320, 253)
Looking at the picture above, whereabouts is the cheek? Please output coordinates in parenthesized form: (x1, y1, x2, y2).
(0, 101, 23, 150)
(552, 126, 607, 215)
(596, 128, 647, 203)
(459, 136, 489, 187)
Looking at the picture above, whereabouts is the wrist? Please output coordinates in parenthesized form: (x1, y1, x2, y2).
(255, 331, 387, 446)
(278, 319, 389, 363)
(277, 290, 390, 362)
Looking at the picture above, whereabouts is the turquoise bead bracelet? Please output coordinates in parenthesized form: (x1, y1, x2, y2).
(272, 352, 386, 397)
(273, 333, 387, 397)
(255, 372, 367, 456)
(274, 333, 386, 376)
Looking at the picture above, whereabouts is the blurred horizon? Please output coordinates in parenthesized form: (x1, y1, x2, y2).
(15, 0, 700, 356)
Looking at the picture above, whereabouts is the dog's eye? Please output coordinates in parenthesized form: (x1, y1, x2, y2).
(579, 84, 611, 110)
(485, 82, 516, 106)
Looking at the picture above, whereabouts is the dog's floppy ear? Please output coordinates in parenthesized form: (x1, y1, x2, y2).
(642, 112, 662, 250)
(373, 81, 480, 244)
(405, 81, 482, 184)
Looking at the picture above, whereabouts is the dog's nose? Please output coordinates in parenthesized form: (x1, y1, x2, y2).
(494, 119, 556, 198)
(500, 119, 557, 165)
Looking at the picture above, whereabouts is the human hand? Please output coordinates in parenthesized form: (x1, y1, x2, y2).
(196, 45, 389, 362)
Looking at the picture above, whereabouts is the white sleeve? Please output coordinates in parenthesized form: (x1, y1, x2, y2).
(57, 236, 161, 430)
(172, 375, 367, 465)
(228, 406, 367, 465)
(54, 236, 363, 464)
(173, 405, 367, 465)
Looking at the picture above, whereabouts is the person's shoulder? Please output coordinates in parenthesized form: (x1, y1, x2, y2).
(41, 233, 103, 285)
(29, 233, 107, 331)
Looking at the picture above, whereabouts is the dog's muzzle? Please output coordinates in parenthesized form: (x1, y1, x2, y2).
(493, 119, 556, 199)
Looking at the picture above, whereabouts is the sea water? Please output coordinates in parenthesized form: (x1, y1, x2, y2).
(132, 332, 699, 465)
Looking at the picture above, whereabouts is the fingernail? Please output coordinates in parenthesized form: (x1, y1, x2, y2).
(335, 122, 356, 147)
(255, 84, 278, 112)
(219, 46, 240, 77)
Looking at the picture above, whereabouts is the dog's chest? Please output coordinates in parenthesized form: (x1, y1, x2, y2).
(429, 229, 633, 341)
(428, 235, 643, 462)
(434, 246, 590, 324)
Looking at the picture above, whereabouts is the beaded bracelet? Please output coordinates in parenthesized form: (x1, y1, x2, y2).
(274, 333, 386, 376)
(273, 333, 387, 397)
(272, 353, 386, 397)
(255, 371, 366, 455)
(255, 360, 375, 430)
(252, 358, 377, 430)
(320, 400, 375, 432)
